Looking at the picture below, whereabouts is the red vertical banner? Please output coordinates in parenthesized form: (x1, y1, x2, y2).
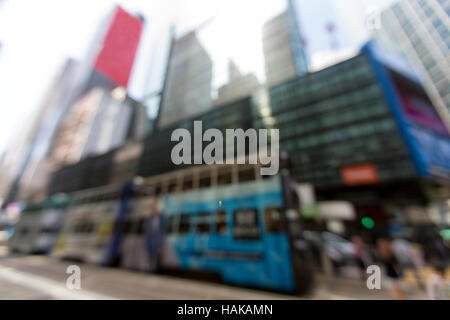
(94, 6, 143, 88)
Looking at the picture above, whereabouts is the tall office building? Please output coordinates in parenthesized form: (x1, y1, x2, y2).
(157, 31, 213, 128)
(262, 0, 308, 87)
(376, 0, 450, 127)
(156, 0, 308, 129)
(91, 5, 144, 89)
(261, 42, 450, 222)
(216, 60, 260, 105)
(49, 87, 147, 166)
(5, 5, 145, 203)
(2, 58, 92, 203)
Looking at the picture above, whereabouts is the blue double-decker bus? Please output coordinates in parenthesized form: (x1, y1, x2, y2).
(122, 162, 314, 293)
(50, 161, 314, 294)
(158, 169, 311, 292)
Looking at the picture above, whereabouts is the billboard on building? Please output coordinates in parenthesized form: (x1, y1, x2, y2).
(364, 42, 450, 180)
(341, 164, 380, 186)
(93, 6, 143, 88)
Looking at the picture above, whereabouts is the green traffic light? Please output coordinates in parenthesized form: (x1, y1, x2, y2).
(361, 217, 375, 229)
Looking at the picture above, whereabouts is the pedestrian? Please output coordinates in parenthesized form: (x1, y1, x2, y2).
(377, 238, 405, 300)
(145, 197, 165, 272)
(391, 237, 425, 290)
(433, 235, 449, 267)
(426, 264, 450, 300)
(351, 235, 373, 280)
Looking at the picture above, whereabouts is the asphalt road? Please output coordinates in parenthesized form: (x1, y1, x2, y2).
(0, 252, 427, 300)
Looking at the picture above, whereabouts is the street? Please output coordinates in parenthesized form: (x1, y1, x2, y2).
(0, 249, 427, 300)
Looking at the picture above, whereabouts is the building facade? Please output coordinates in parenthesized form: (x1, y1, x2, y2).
(48, 87, 147, 168)
(262, 0, 308, 87)
(376, 0, 450, 127)
(3, 5, 145, 203)
(259, 42, 450, 226)
(157, 31, 213, 128)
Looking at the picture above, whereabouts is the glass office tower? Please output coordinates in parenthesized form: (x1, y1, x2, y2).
(376, 0, 450, 127)
(262, 0, 308, 87)
(262, 53, 416, 187)
(156, 0, 308, 129)
(260, 43, 450, 187)
(157, 31, 214, 128)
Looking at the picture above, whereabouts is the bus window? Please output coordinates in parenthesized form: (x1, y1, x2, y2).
(154, 184, 162, 196)
(165, 216, 174, 233)
(136, 219, 146, 235)
(216, 210, 227, 234)
(182, 178, 193, 191)
(199, 174, 211, 189)
(90, 222, 96, 234)
(123, 220, 134, 234)
(218, 168, 232, 186)
(73, 223, 81, 234)
(113, 219, 131, 234)
(41, 225, 57, 234)
(196, 213, 211, 233)
(238, 167, 256, 183)
(233, 209, 260, 240)
(179, 214, 191, 234)
(79, 223, 87, 234)
(168, 180, 177, 193)
(113, 220, 123, 234)
(77, 223, 86, 234)
(264, 207, 284, 233)
(85, 222, 95, 234)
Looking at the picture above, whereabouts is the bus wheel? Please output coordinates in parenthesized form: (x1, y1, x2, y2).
(292, 254, 315, 295)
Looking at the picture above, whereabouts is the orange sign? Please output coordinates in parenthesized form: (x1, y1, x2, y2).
(340, 164, 380, 186)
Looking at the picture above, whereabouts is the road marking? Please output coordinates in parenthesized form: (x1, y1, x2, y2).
(0, 265, 115, 300)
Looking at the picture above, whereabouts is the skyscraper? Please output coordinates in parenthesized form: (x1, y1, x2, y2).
(0, 58, 92, 203)
(376, 0, 450, 127)
(157, 31, 213, 128)
(156, 0, 308, 129)
(3, 5, 145, 203)
(262, 0, 308, 87)
(92, 5, 144, 89)
(49, 87, 147, 166)
(216, 60, 260, 105)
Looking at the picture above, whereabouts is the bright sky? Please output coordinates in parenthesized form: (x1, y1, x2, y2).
(0, 0, 397, 156)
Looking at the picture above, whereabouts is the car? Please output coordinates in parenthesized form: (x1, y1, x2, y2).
(303, 231, 357, 271)
(322, 232, 357, 266)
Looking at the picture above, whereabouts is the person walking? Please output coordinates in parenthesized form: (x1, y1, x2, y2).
(426, 264, 450, 300)
(377, 238, 405, 300)
(352, 235, 373, 280)
(392, 237, 425, 290)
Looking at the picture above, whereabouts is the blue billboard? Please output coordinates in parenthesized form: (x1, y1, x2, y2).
(363, 42, 450, 180)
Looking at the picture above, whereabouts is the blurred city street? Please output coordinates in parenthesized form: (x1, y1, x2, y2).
(0, 248, 428, 300)
(0, 0, 448, 301)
